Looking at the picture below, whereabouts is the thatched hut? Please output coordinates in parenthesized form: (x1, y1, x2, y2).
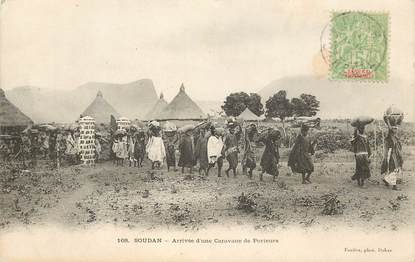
(157, 84, 206, 122)
(81, 91, 120, 124)
(144, 93, 168, 120)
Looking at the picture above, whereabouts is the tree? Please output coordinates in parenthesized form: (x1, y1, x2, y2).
(222, 92, 264, 117)
(265, 90, 293, 121)
(291, 93, 320, 117)
(222, 92, 249, 117)
(246, 93, 264, 116)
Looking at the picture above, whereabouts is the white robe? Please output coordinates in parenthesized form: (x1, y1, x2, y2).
(146, 136, 166, 163)
(207, 136, 223, 163)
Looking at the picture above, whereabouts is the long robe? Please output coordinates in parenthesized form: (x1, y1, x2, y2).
(260, 137, 279, 176)
(134, 133, 146, 161)
(146, 136, 166, 163)
(288, 134, 314, 174)
(164, 134, 177, 167)
(178, 133, 194, 168)
(223, 133, 239, 169)
(381, 132, 403, 185)
(195, 133, 209, 169)
(381, 133, 403, 174)
(351, 133, 371, 180)
(207, 135, 223, 164)
(127, 136, 135, 160)
(242, 129, 256, 170)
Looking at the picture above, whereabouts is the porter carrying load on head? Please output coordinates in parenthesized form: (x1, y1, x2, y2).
(350, 116, 374, 127)
(146, 121, 165, 169)
(350, 121, 372, 188)
(382, 106, 404, 190)
(288, 125, 315, 184)
(178, 124, 195, 174)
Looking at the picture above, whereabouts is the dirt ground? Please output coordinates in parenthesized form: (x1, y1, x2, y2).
(1, 146, 414, 233)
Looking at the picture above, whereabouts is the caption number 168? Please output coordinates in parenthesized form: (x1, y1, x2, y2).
(117, 238, 129, 243)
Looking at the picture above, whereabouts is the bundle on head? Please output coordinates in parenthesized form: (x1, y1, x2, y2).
(215, 127, 226, 137)
(384, 105, 404, 126)
(268, 129, 281, 141)
(351, 116, 374, 128)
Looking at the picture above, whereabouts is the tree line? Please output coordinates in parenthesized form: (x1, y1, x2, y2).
(221, 90, 320, 121)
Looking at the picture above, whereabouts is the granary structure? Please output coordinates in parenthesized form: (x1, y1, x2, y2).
(78, 116, 96, 165)
(116, 117, 131, 131)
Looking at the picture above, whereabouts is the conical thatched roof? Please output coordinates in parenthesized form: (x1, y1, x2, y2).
(144, 93, 168, 120)
(82, 91, 120, 124)
(238, 108, 264, 121)
(157, 84, 206, 120)
(0, 88, 33, 127)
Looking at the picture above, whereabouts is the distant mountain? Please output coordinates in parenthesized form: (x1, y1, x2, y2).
(5, 79, 158, 123)
(5, 86, 76, 123)
(258, 76, 410, 120)
(76, 79, 158, 120)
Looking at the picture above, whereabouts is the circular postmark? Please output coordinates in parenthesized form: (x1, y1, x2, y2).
(323, 11, 389, 81)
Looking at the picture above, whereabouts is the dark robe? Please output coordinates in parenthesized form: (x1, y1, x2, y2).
(195, 133, 209, 169)
(223, 133, 238, 169)
(381, 132, 403, 174)
(164, 133, 177, 167)
(178, 133, 194, 168)
(288, 134, 314, 174)
(260, 137, 279, 176)
(351, 133, 371, 180)
(134, 133, 146, 161)
(242, 129, 256, 170)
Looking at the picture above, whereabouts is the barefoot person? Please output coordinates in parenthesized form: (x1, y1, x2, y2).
(164, 129, 178, 172)
(194, 128, 209, 176)
(259, 129, 281, 182)
(178, 125, 195, 174)
(223, 122, 239, 177)
(134, 130, 146, 168)
(207, 126, 224, 177)
(288, 125, 315, 184)
(381, 126, 403, 190)
(146, 121, 166, 169)
(242, 124, 258, 178)
(350, 125, 371, 187)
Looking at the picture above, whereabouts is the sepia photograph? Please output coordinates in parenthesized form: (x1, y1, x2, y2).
(0, 0, 414, 261)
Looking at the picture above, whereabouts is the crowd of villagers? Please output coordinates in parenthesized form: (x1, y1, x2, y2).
(0, 114, 404, 191)
(0, 125, 90, 169)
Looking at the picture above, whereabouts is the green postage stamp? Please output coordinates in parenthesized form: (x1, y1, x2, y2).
(330, 11, 389, 81)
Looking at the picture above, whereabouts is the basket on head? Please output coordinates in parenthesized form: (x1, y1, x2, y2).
(384, 105, 404, 126)
(351, 116, 374, 127)
(214, 127, 226, 136)
(163, 121, 177, 132)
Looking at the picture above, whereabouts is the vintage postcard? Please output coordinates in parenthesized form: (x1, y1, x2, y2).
(0, 0, 414, 261)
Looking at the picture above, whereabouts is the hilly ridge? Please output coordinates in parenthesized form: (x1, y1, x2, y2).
(5, 79, 158, 123)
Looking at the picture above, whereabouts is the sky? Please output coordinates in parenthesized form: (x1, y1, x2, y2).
(1, 0, 414, 118)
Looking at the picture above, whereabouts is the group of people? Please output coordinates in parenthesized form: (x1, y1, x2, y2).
(0, 127, 103, 169)
(1, 114, 405, 191)
(350, 122, 403, 190)
(142, 119, 295, 182)
(139, 117, 405, 191)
